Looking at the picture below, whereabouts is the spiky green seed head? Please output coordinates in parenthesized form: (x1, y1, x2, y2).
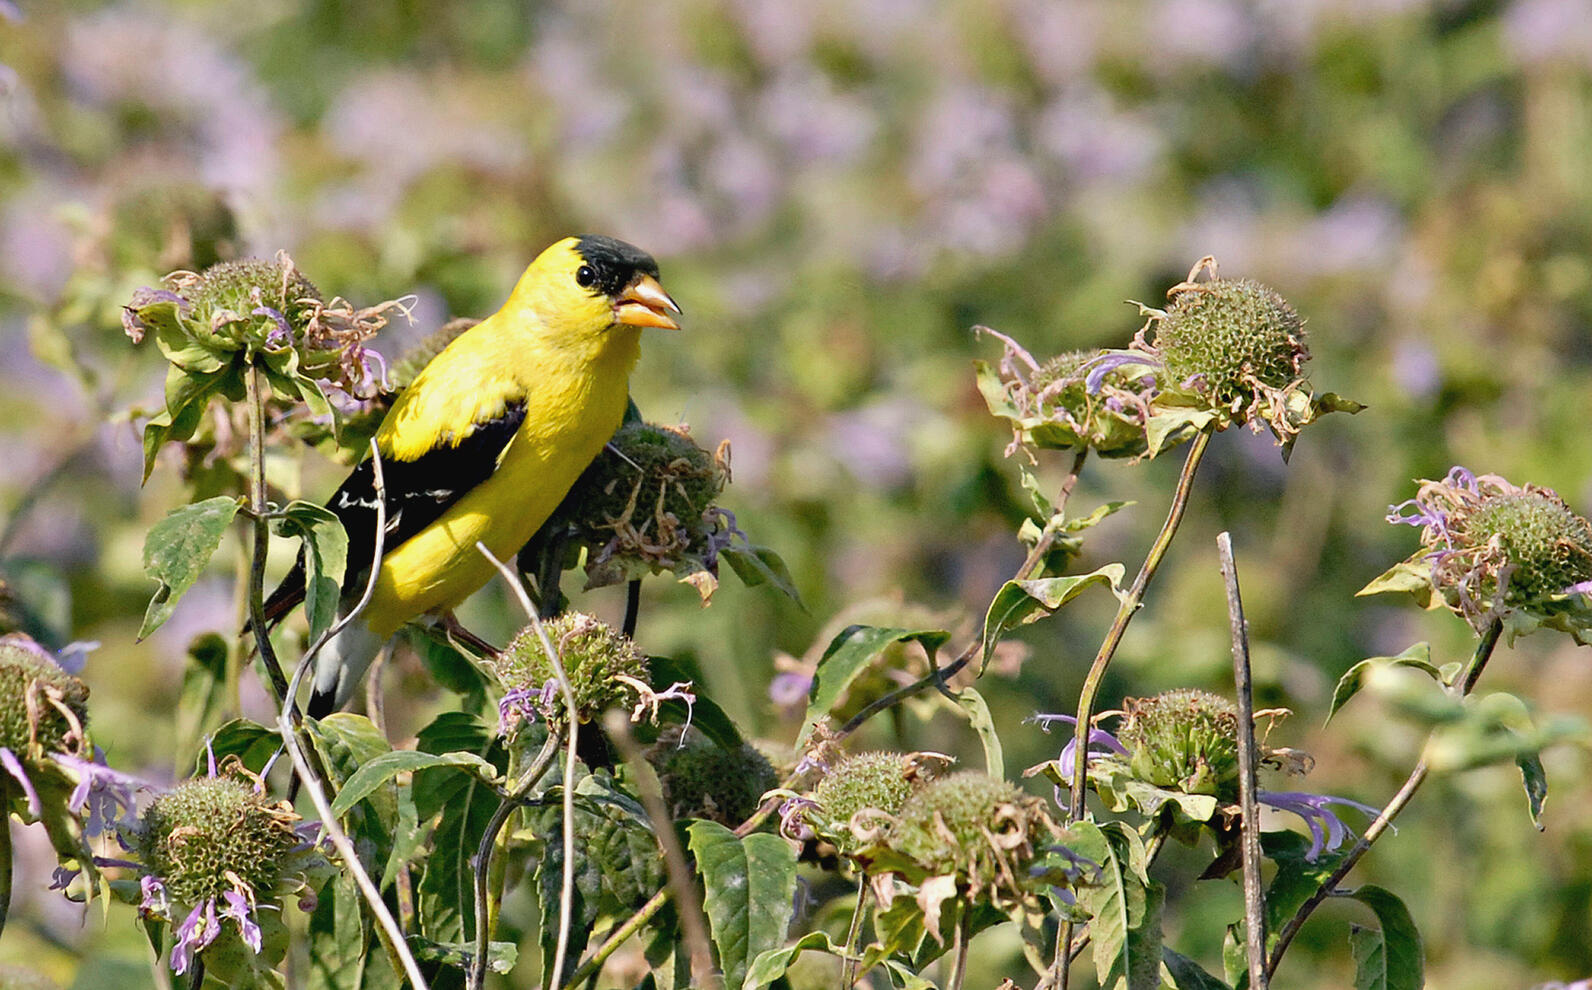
(132, 770, 300, 906)
(0, 640, 89, 760)
(1156, 277, 1306, 408)
(567, 422, 724, 546)
(814, 751, 921, 829)
(1461, 491, 1592, 602)
(1116, 689, 1240, 800)
(494, 613, 650, 726)
(652, 729, 778, 827)
(1028, 350, 1097, 409)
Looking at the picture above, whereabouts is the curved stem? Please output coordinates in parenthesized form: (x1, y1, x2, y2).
(565, 889, 670, 986)
(840, 881, 870, 989)
(1265, 617, 1504, 978)
(0, 781, 11, 941)
(1067, 429, 1211, 820)
(244, 364, 292, 706)
(948, 910, 973, 990)
(1055, 428, 1211, 990)
(468, 730, 562, 990)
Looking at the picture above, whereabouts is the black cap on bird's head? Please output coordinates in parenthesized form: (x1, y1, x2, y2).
(574, 234, 681, 330)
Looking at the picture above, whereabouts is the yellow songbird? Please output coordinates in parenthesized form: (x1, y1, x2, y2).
(262, 235, 680, 716)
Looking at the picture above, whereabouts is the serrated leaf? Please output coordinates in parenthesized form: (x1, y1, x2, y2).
(721, 544, 804, 606)
(413, 713, 506, 946)
(981, 564, 1126, 672)
(1163, 947, 1233, 989)
(273, 501, 349, 642)
(138, 496, 241, 639)
(329, 750, 500, 819)
(686, 820, 799, 990)
(1326, 643, 1437, 723)
(950, 684, 1004, 777)
(797, 625, 951, 747)
(1347, 885, 1423, 990)
(1072, 821, 1160, 990)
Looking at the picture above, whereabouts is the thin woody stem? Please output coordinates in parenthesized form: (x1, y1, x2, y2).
(1265, 617, 1504, 978)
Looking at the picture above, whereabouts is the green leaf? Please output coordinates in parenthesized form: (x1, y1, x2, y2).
(137, 496, 241, 639)
(1163, 947, 1233, 989)
(1072, 821, 1161, 990)
(410, 936, 518, 975)
(1326, 643, 1438, 723)
(1355, 560, 1436, 604)
(273, 501, 349, 642)
(796, 625, 951, 747)
(686, 820, 799, 990)
(980, 564, 1126, 673)
(721, 544, 804, 606)
(330, 750, 501, 819)
(950, 684, 1004, 777)
(1347, 885, 1423, 990)
(745, 931, 841, 990)
(176, 632, 231, 762)
(1517, 751, 1548, 831)
(1261, 831, 1347, 945)
(413, 713, 506, 945)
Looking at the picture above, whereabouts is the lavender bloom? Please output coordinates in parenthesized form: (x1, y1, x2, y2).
(251, 305, 292, 348)
(220, 879, 263, 953)
(777, 795, 819, 841)
(1258, 790, 1383, 862)
(0, 747, 41, 817)
(769, 670, 813, 707)
(1082, 351, 1162, 395)
(1028, 713, 1129, 777)
(170, 899, 221, 975)
(55, 750, 147, 837)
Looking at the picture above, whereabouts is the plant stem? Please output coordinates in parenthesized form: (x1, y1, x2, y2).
(841, 882, 870, 989)
(244, 364, 292, 705)
(0, 781, 11, 941)
(948, 910, 973, 990)
(1219, 532, 1268, 990)
(604, 712, 720, 989)
(1265, 617, 1504, 978)
(468, 730, 562, 990)
(1055, 428, 1211, 990)
(1016, 448, 1090, 580)
(477, 544, 582, 989)
(565, 889, 670, 986)
(1066, 427, 1211, 822)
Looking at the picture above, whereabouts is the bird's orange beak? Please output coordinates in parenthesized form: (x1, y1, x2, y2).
(613, 274, 682, 330)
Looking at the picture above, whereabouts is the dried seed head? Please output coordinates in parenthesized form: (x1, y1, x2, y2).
(888, 771, 1055, 888)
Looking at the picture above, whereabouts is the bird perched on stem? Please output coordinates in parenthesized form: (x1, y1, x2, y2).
(260, 235, 680, 716)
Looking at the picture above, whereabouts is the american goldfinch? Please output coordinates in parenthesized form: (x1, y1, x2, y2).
(262, 235, 680, 716)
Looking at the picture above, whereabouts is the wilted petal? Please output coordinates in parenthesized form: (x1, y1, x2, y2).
(1259, 790, 1382, 862)
(0, 747, 40, 818)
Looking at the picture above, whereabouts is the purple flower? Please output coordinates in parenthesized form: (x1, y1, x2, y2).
(54, 749, 147, 837)
(252, 305, 291, 348)
(1258, 790, 1383, 862)
(1028, 713, 1129, 777)
(0, 746, 40, 817)
(1082, 351, 1161, 395)
(769, 671, 813, 707)
(777, 795, 818, 841)
(220, 878, 263, 953)
(170, 899, 221, 975)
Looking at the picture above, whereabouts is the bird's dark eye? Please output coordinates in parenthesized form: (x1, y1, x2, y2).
(575, 264, 596, 288)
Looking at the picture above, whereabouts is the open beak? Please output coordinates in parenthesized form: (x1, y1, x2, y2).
(613, 274, 682, 330)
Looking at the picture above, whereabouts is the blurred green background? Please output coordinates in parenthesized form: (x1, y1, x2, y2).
(1, 0, 1590, 986)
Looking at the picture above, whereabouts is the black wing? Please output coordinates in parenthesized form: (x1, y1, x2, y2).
(261, 401, 528, 624)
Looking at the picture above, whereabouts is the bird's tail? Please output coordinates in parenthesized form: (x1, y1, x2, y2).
(305, 619, 387, 718)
